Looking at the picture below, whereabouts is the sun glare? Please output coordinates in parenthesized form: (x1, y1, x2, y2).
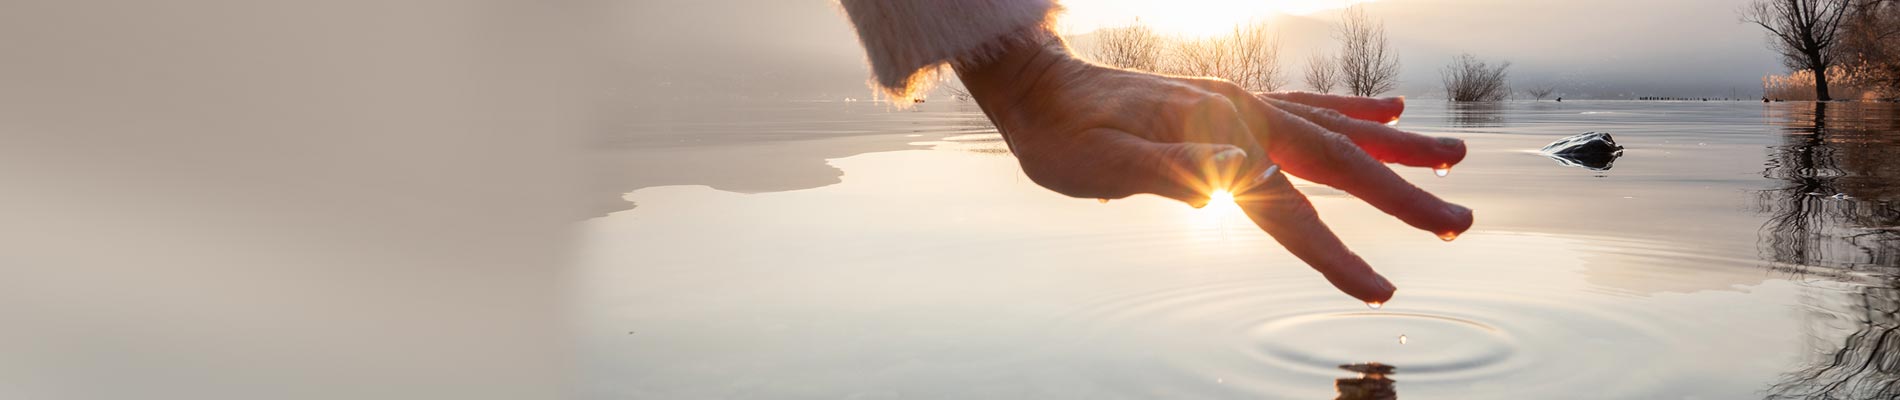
(1063, 0, 1379, 37)
(1185, 187, 1245, 233)
(1208, 189, 1238, 209)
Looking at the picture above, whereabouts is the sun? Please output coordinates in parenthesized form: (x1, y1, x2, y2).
(1062, 0, 1379, 37)
(1184, 187, 1246, 233)
(1207, 189, 1237, 208)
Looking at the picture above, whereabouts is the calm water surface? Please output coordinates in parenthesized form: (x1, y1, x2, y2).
(589, 100, 1900, 399)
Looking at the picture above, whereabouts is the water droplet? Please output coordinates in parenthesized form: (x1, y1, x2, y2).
(1398, 334, 1408, 344)
(1365, 301, 1383, 310)
(1097, 198, 1109, 204)
(1437, 231, 1460, 242)
(1433, 164, 1450, 177)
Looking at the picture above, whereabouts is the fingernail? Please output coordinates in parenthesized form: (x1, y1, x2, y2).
(1442, 204, 1475, 240)
(1256, 164, 1282, 181)
(1368, 275, 1396, 301)
(1211, 148, 1247, 170)
(1448, 203, 1473, 222)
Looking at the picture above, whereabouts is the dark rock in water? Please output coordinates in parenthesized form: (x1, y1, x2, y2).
(1541, 131, 1624, 171)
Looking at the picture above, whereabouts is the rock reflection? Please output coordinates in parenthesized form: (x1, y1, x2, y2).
(1757, 102, 1900, 399)
(1335, 363, 1397, 400)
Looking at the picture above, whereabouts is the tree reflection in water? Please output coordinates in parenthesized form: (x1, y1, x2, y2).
(1758, 102, 1900, 399)
(1335, 363, 1396, 400)
(1447, 102, 1507, 128)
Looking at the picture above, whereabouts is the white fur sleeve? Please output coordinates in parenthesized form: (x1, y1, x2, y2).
(838, 0, 1060, 101)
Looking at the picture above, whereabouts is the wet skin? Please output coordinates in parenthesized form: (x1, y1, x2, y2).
(954, 30, 1474, 303)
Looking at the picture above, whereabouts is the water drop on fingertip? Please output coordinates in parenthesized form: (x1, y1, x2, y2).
(1365, 301, 1383, 310)
(1433, 164, 1451, 177)
(1097, 198, 1109, 204)
(1438, 231, 1460, 242)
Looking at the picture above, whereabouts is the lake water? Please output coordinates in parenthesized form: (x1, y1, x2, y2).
(588, 100, 1900, 399)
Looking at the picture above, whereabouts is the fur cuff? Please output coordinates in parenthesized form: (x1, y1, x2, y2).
(839, 0, 1061, 102)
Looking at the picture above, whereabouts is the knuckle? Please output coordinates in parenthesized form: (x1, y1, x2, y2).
(1201, 78, 1245, 95)
(1312, 107, 1349, 122)
(1321, 132, 1371, 163)
(1190, 93, 1240, 114)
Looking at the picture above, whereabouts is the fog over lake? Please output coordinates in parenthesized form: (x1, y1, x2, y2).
(622, 0, 1782, 102)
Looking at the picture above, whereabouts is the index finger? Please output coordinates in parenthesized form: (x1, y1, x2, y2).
(1261, 97, 1465, 169)
(1259, 92, 1405, 124)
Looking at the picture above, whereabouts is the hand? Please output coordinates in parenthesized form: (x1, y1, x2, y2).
(954, 32, 1473, 303)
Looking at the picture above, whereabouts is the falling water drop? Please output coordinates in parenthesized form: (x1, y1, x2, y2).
(1366, 301, 1384, 310)
(1398, 335, 1408, 344)
(1097, 198, 1109, 204)
(1438, 231, 1460, 242)
(1433, 164, 1451, 177)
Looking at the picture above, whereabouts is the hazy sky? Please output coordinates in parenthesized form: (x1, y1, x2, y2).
(1059, 0, 1384, 36)
(625, 0, 1782, 101)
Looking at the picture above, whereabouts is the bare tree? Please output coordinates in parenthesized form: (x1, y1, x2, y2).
(939, 74, 973, 101)
(1743, 0, 1855, 100)
(1089, 22, 1164, 72)
(1165, 35, 1231, 80)
(1163, 22, 1286, 92)
(1526, 86, 1557, 101)
(1337, 6, 1401, 97)
(1441, 53, 1512, 102)
(1838, 0, 1900, 98)
(1304, 52, 1339, 93)
(1229, 22, 1287, 92)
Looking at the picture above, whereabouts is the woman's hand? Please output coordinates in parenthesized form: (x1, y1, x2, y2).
(954, 32, 1473, 303)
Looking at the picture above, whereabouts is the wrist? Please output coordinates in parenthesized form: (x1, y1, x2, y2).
(952, 27, 1070, 116)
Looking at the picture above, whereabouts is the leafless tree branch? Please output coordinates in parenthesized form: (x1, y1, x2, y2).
(1337, 6, 1400, 97)
(1743, 0, 1857, 100)
(1304, 52, 1338, 93)
(1441, 53, 1512, 102)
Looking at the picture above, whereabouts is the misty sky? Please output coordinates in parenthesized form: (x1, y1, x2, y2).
(625, 0, 1783, 102)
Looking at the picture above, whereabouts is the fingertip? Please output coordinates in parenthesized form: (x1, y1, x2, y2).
(1451, 204, 1475, 234)
(1366, 281, 1396, 304)
(1368, 286, 1398, 301)
(1211, 147, 1248, 171)
(1325, 267, 1396, 304)
(1436, 136, 1469, 165)
(1434, 204, 1475, 241)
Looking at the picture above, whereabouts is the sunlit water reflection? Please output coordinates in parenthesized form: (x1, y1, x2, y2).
(589, 100, 1900, 399)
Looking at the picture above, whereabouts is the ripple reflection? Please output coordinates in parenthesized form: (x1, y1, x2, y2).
(1054, 232, 1707, 397)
